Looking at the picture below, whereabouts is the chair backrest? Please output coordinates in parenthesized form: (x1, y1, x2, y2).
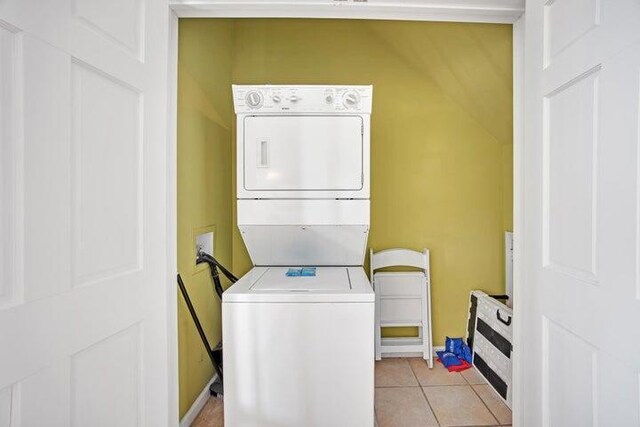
(369, 248, 429, 280)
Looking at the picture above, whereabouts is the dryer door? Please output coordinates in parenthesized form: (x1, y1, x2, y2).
(243, 115, 363, 192)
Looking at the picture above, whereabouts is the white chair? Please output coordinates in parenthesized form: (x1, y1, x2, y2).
(370, 248, 433, 367)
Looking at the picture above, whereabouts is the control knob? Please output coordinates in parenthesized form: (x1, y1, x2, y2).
(245, 91, 263, 108)
(343, 90, 360, 108)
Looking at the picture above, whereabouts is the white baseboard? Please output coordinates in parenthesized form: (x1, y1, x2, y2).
(180, 375, 218, 427)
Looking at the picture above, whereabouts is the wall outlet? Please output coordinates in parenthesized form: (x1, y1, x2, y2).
(196, 231, 214, 260)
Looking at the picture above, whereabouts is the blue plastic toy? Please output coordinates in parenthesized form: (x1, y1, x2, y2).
(436, 351, 463, 369)
(444, 336, 473, 363)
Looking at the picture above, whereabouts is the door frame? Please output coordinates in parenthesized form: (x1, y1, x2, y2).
(165, 2, 526, 425)
(167, 8, 180, 426)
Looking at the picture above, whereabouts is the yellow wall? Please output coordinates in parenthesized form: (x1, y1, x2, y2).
(177, 19, 234, 417)
(231, 19, 513, 338)
(178, 18, 512, 417)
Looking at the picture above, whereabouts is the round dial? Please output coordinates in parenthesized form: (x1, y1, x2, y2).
(342, 90, 360, 108)
(325, 89, 335, 104)
(271, 95, 281, 103)
(245, 91, 263, 108)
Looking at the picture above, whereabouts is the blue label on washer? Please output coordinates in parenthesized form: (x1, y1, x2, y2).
(301, 267, 316, 276)
(286, 267, 316, 277)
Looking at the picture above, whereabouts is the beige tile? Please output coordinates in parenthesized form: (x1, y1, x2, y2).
(473, 384, 512, 425)
(409, 358, 467, 386)
(192, 397, 224, 427)
(375, 358, 418, 387)
(423, 385, 498, 427)
(375, 387, 438, 427)
(461, 367, 487, 385)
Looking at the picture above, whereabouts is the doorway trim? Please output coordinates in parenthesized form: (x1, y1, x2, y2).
(167, 8, 180, 426)
(165, 1, 526, 424)
(511, 13, 525, 427)
(169, 0, 524, 23)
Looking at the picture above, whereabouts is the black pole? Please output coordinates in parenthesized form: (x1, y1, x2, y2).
(177, 273, 223, 381)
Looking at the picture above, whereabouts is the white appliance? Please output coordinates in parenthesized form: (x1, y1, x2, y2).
(223, 85, 375, 427)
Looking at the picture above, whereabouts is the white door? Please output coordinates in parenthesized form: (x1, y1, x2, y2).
(0, 1, 172, 426)
(243, 115, 363, 191)
(522, 1, 640, 425)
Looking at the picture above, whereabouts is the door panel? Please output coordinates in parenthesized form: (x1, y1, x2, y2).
(524, 0, 640, 425)
(542, 317, 597, 427)
(71, 62, 141, 285)
(543, 67, 599, 284)
(0, 23, 21, 310)
(0, 0, 171, 425)
(71, 324, 141, 426)
(244, 115, 363, 191)
(17, 359, 70, 426)
(23, 34, 72, 302)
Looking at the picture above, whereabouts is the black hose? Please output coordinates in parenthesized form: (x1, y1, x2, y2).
(197, 251, 239, 283)
(196, 251, 238, 300)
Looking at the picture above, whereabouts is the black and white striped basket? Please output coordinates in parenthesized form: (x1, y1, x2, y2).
(465, 290, 513, 408)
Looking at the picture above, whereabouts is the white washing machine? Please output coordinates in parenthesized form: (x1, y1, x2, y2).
(223, 85, 374, 426)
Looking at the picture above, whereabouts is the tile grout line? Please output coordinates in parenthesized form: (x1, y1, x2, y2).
(376, 384, 481, 388)
(465, 374, 502, 426)
(424, 360, 501, 427)
(463, 369, 512, 425)
(377, 359, 509, 427)
(408, 358, 443, 427)
(419, 385, 443, 427)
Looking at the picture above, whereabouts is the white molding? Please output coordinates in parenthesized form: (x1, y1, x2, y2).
(167, 10, 180, 427)
(179, 375, 218, 427)
(169, 0, 524, 23)
(511, 13, 524, 427)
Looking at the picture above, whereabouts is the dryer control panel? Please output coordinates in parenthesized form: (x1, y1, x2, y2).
(233, 85, 373, 114)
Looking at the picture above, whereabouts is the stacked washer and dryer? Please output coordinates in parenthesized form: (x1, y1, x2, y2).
(223, 85, 375, 426)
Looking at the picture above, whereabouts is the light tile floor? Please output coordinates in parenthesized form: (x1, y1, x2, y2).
(192, 357, 512, 427)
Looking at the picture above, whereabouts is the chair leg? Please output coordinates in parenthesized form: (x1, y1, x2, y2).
(375, 289, 382, 360)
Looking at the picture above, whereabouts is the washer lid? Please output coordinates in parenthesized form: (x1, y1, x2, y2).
(250, 267, 352, 292)
(223, 266, 374, 303)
